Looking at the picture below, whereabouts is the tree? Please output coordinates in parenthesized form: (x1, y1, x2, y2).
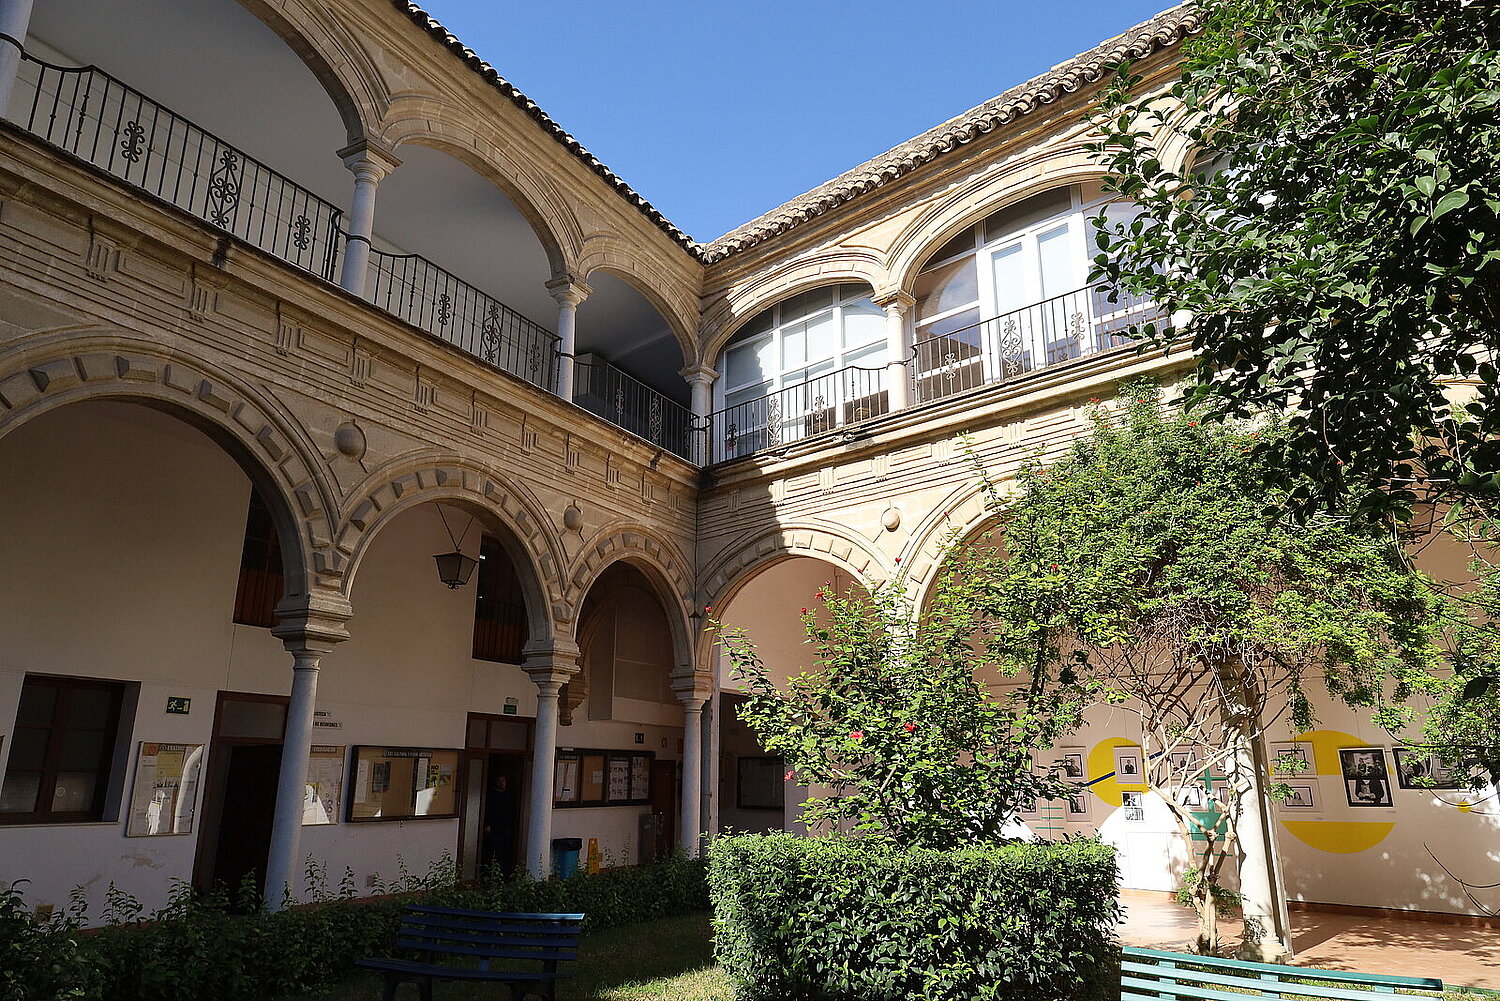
(982, 383, 1446, 959)
(716, 562, 1079, 851)
(1091, 0, 1500, 531)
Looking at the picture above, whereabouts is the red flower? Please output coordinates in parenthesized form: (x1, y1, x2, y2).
(800, 607, 808, 614)
(894, 556, 902, 564)
(784, 770, 795, 782)
(849, 730, 864, 741)
(1089, 397, 1100, 404)
(1051, 563, 1059, 570)
(904, 722, 916, 733)
(1188, 420, 1198, 427)
(704, 604, 712, 614)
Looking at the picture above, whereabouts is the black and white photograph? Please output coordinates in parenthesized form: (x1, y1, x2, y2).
(1268, 741, 1311, 776)
(1165, 746, 1199, 777)
(1280, 781, 1319, 811)
(1177, 783, 1206, 809)
(1113, 746, 1143, 781)
(1340, 747, 1393, 807)
(1066, 790, 1091, 820)
(1058, 747, 1087, 780)
(1121, 790, 1146, 822)
(1393, 748, 1463, 791)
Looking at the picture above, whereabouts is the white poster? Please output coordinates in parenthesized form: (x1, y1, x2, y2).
(303, 745, 345, 825)
(126, 742, 204, 836)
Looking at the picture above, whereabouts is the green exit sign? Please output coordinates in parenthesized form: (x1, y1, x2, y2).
(165, 697, 192, 715)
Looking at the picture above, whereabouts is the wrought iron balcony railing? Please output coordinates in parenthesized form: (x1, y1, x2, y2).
(912, 282, 1162, 404)
(703, 363, 888, 465)
(13, 53, 344, 278)
(573, 357, 696, 461)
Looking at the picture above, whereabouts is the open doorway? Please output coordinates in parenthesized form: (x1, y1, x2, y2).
(459, 713, 531, 880)
(194, 693, 288, 898)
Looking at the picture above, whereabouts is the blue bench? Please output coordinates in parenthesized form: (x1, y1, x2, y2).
(1122, 946, 1444, 1000)
(357, 905, 585, 1001)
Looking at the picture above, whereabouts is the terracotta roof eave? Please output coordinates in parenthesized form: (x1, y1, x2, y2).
(393, 1, 703, 257)
(699, 4, 1202, 264)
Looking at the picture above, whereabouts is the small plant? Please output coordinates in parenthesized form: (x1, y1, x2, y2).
(1174, 867, 1242, 918)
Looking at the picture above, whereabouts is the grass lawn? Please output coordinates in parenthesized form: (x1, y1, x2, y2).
(280, 912, 732, 1001)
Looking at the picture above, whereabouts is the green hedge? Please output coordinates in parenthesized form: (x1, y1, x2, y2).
(709, 833, 1120, 1001)
(1, 854, 708, 1001)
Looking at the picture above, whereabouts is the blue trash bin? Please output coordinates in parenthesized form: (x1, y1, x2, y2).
(551, 837, 582, 878)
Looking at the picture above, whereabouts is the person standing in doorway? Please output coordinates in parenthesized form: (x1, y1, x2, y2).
(481, 771, 518, 877)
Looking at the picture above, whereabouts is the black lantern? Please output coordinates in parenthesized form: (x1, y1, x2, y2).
(433, 550, 478, 589)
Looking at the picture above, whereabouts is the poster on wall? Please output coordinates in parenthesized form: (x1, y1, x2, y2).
(629, 755, 651, 801)
(1056, 747, 1086, 781)
(303, 745, 345, 825)
(1113, 746, 1143, 782)
(1392, 748, 1464, 790)
(1066, 789, 1091, 820)
(126, 742, 204, 836)
(607, 756, 631, 803)
(347, 746, 460, 821)
(1121, 789, 1146, 822)
(1279, 781, 1320, 811)
(554, 752, 580, 804)
(1268, 741, 1312, 776)
(1339, 747, 1393, 807)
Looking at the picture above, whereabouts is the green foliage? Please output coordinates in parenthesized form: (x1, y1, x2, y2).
(0, 854, 708, 1001)
(1421, 565, 1500, 782)
(718, 565, 1081, 850)
(709, 833, 1121, 1001)
(1172, 868, 1242, 918)
(1091, 0, 1500, 528)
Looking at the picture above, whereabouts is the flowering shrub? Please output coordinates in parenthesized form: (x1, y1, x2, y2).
(709, 833, 1120, 1001)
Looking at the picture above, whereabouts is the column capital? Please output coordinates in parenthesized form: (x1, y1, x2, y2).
(522, 638, 581, 688)
(671, 673, 712, 707)
(873, 288, 916, 313)
(271, 590, 352, 656)
(678, 363, 718, 386)
(336, 139, 401, 182)
(545, 275, 592, 307)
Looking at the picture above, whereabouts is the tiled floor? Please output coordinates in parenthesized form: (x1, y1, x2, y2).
(1119, 889, 1500, 991)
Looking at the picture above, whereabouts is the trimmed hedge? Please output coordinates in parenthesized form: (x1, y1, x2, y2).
(1, 854, 708, 1001)
(709, 833, 1120, 1001)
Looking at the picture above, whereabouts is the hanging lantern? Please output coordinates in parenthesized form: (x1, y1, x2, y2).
(433, 550, 478, 589)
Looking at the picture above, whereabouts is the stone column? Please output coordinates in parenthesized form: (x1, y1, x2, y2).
(673, 677, 711, 858)
(874, 290, 914, 411)
(522, 640, 580, 878)
(0, 0, 36, 119)
(546, 276, 591, 402)
(679, 364, 717, 465)
(336, 140, 401, 296)
(265, 590, 352, 910)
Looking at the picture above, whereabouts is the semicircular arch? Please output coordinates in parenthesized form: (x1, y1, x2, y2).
(0, 328, 335, 599)
(334, 453, 566, 642)
(378, 105, 582, 277)
(700, 520, 888, 617)
(898, 479, 1007, 611)
(578, 253, 699, 367)
(568, 525, 696, 682)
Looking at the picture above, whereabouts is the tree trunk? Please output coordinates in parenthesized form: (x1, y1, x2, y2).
(1193, 875, 1219, 954)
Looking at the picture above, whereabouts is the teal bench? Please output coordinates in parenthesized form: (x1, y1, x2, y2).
(1122, 946, 1445, 1000)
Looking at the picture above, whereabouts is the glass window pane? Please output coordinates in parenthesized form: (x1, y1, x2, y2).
(741, 308, 775, 339)
(991, 243, 1029, 315)
(16, 683, 56, 727)
(921, 228, 976, 268)
(50, 772, 98, 813)
(0, 773, 40, 814)
(726, 382, 772, 411)
(805, 311, 837, 361)
(219, 700, 286, 740)
(1036, 223, 1077, 300)
(914, 257, 978, 321)
(781, 321, 807, 368)
(66, 687, 114, 730)
(844, 343, 887, 368)
(724, 339, 773, 390)
(59, 730, 105, 770)
(466, 718, 488, 748)
(916, 307, 981, 341)
(841, 299, 884, 348)
(780, 286, 835, 323)
(10, 728, 48, 770)
(983, 188, 1072, 243)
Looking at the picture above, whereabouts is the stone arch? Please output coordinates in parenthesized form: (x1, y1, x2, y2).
(699, 251, 889, 365)
(887, 152, 1109, 296)
(378, 102, 583, 277)
(700, 520, 888, 619)
(578, 249, 699, 367)
(334, 454, 566, 642)
(899, 480, 1004, 611)
(0, 328, 334, 599)
(567, 523, 695, 674)
(238, 0, 389, 145)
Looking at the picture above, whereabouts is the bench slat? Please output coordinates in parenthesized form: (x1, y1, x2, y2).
(407, 906, 584, 922)
(399, 918, 581, 940)
(1123, 964, 1437, 1001)
(396, 938, 578, 963)
(1121, 949, 1442, 990)
(356, 958, 575, 983)
(397, 930, 579, 951)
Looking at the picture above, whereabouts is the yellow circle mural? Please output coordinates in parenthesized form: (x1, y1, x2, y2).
(1277, 728, 1394, 854)
(1088, 737, 1148, 808)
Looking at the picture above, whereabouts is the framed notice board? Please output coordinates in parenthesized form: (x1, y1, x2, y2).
(553, 748, 654, 807)
(347, 746, 460, 821)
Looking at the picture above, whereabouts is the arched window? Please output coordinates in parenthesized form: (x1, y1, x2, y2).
(911, 183, 1156, 401)
(713, 284, 886, 459)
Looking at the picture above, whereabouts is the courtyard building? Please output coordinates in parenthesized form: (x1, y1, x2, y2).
(0, 0, 1492, 933)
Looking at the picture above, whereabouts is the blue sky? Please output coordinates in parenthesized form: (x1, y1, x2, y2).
(416, 1, 1171, 243)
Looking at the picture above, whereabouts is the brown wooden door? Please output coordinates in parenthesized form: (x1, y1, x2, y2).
(211, 743, 282, 897)
(650, 758, 677, 858)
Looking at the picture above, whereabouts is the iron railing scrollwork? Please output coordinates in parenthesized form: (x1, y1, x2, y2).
(911, 282, 1162, 404)
(13, 53, 344, 279)
(573, 358, 695, 461)
(703, 363, 888, 465)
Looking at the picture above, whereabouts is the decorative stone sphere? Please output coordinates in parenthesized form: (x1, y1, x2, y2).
(562, 503, 583, 532)
(881, 505, 901, 532)
(333, 422, 366, 459)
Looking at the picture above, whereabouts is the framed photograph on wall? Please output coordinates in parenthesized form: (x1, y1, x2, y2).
(1279, 781, 1319, 811)
(1339, 747, 1393, 807)
(1268, 741, 1312, 777)
(1113, 746, 1143, 782)
(1066, 789, 1091, 820)
(736, 755, 784, 810)
(1056, 747, 1087, 781)
(1392, 748, 1463, 790)
(1121, 789, 1146, 822)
